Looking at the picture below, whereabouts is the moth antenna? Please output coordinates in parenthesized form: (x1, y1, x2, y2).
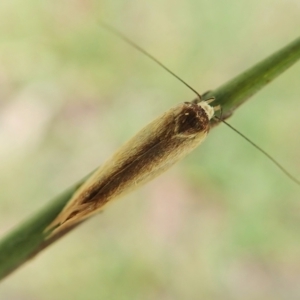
(214, 116, 300, 186)
(99, 21, 202, 101)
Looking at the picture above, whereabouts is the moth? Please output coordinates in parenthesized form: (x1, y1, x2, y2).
(46, 98, 218, 236)
(45, 22, 299, 238)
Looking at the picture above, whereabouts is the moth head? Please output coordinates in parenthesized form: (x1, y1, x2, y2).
(198, 100, 215, 120)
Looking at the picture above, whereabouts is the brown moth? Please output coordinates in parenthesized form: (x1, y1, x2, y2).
(46, 99, 217, 237)
(45, 23, 299, 238)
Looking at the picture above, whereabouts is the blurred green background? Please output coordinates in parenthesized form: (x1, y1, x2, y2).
(1, 0, 300, 299)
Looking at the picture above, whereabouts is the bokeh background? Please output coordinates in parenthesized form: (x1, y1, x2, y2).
(1, 0, 300, 299)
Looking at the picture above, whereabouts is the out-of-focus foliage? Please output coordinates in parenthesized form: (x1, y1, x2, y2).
(0, 0, 300, 299)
